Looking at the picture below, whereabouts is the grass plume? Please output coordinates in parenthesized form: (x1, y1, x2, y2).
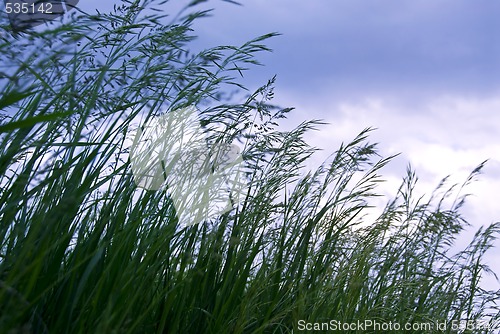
(1, 1, 499, 333)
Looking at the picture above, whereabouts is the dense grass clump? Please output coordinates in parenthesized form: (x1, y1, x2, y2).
(1, 1, 499, 333)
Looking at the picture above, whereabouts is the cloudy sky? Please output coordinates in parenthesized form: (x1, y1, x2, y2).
(80, 0, 500, 287)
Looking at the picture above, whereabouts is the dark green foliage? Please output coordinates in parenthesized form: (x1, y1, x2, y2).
(0, 1, 499, 333)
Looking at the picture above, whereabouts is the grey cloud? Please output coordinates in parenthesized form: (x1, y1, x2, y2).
(72, 0, 500, 101)
(190, 0, 500, 99)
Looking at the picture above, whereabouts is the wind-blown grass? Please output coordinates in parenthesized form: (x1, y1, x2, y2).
(1, 1, 499, 333)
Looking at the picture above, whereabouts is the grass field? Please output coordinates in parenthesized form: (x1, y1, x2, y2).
(1, 1, 499, 333)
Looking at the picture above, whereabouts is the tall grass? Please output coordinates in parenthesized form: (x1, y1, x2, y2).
(1, 1, 499, 333)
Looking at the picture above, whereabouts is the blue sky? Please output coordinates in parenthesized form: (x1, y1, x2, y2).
(81, 0, 500, 286)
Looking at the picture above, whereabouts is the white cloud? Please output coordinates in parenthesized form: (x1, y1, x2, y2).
(277, 92, 500, 288)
